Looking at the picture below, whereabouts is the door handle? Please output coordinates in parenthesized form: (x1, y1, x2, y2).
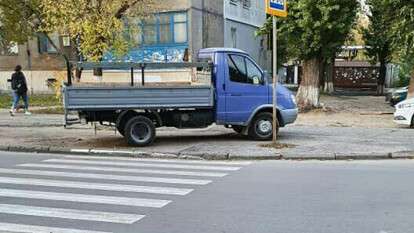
(230, 93, 242, 96)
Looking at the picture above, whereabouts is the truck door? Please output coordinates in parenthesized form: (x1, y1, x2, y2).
(224, 53, 269, 124)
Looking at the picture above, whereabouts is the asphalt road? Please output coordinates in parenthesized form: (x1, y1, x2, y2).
(0, 151, 412, 233)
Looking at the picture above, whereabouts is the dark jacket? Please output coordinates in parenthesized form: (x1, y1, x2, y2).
(11, 71, 28, 94)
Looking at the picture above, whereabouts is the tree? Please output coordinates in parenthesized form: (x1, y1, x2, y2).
(261, 0, 359, 110)
(362, 0, 396, 95)
(0, 0, 156, 66)
(393, 1, 414, 98)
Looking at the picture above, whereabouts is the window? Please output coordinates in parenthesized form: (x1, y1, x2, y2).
(159, 14, 172, 44)
(230, 0, 239, 6)
(228, 54, 263, 85)
(243, 0, 251, 9)
(38, 33, 60, 54)
(124, 19, 142, 46)
(246, 58, 263, 85)
(142, 17, 157, 45)
(231, 27, 237, 48)
(128, 12, 188, 46)
(228, 54, 247, 83)
(173, 13, 187, 43)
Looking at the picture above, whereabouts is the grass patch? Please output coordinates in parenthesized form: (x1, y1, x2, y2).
(31, 107, 65, 115)
(0, 94, 61, 109)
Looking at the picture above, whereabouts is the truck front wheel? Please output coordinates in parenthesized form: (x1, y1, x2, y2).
(125, 116, 156, 147)
(248, 112, 279, 141)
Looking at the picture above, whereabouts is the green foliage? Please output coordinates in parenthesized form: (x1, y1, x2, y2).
(362, 0, 395, 65)
(260, 0, 359, 62)
(0, 94, 61, 109)
(396, 53, 414, 87)
(0, 0, 156, 61)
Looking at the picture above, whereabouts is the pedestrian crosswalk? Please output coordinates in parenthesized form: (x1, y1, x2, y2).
(0, 155, 251, 233)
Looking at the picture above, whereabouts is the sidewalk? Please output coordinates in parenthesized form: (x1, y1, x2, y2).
(0, 109, 413, 160)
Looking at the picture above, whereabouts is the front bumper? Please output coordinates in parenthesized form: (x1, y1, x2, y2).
(280, 108, 299, 126)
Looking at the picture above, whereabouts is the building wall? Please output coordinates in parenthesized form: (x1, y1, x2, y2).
(224, 0, 266, 27)
(223, 0, 269, 70)
(224, 20, 269, 69)
(0, 38, 73, 94)
(185, 0, 225, 61)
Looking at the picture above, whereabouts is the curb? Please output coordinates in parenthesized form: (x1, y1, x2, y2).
(0, 146, 413, 161)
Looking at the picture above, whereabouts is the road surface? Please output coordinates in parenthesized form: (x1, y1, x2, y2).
(0, 151, 412, 233)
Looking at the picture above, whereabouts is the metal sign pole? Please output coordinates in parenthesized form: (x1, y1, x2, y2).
(272, 16, 278, 143)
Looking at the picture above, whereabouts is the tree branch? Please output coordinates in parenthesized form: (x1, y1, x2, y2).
(115, 0, 144, 19)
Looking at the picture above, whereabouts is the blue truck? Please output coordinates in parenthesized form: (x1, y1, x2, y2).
(63, 48, 298, 146)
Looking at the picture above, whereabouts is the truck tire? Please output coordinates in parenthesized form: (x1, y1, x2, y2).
(125, 116, 156, 147)
(248, 112, 279, 141)
(232, 126, 245, 134)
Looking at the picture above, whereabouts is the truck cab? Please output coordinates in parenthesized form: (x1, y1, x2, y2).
(199, 48, 298, 138)
(64, 48, 298, 146)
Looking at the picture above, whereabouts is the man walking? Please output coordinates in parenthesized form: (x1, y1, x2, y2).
(10, 65, 31, 116)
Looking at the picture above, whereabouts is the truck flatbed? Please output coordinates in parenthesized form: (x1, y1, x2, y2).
(63, 85, 214, 110)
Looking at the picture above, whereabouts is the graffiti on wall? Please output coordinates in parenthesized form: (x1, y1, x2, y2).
(103, 45, 188, 63)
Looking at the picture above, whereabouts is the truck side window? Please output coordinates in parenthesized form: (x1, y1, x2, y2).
(246, 59, 263, 85)
(228, 54, 247, 83)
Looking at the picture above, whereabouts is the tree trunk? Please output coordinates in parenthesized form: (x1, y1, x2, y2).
(319, 59, 326, 89)
(324, 58, 335, 94)
(377, 61, 387, 96)
(296, 58, 321, 111)
(408, 68, 414, 99)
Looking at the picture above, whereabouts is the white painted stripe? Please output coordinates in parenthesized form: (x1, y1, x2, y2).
(0, 188, 170, 208)
(0, 176, 193, 195)
(90, 150, 133, 155)
(0, 223, 109, 233)
(45, 159, 242, 171)
(18, 163, 228, 177)
(70, 149, 90, 154)
(0, 204, 144, 224)
(0, 168, 211, 185)
(64, 155, 252, 166)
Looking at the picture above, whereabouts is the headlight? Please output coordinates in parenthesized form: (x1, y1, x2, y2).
(291, 94, 297, 105)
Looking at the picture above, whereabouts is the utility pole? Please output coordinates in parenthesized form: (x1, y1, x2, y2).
(266, 0, 287, 144)
(272, 16, 278, 143)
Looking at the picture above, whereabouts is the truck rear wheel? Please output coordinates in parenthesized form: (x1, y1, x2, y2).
(248, 112, 279, 141)
(125, 116, 156, 147)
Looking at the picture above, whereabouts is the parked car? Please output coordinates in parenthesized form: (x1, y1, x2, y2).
(394, 97, 414, 128)
(63, 48, 298, 146)
(386, 86, 408, 106)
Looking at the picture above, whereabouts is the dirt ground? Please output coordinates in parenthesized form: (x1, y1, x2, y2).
(295, 95, 397, 128)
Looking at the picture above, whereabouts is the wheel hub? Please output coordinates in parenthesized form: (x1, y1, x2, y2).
(131, 123, 151, 142)
(258, 120, 272, 134)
